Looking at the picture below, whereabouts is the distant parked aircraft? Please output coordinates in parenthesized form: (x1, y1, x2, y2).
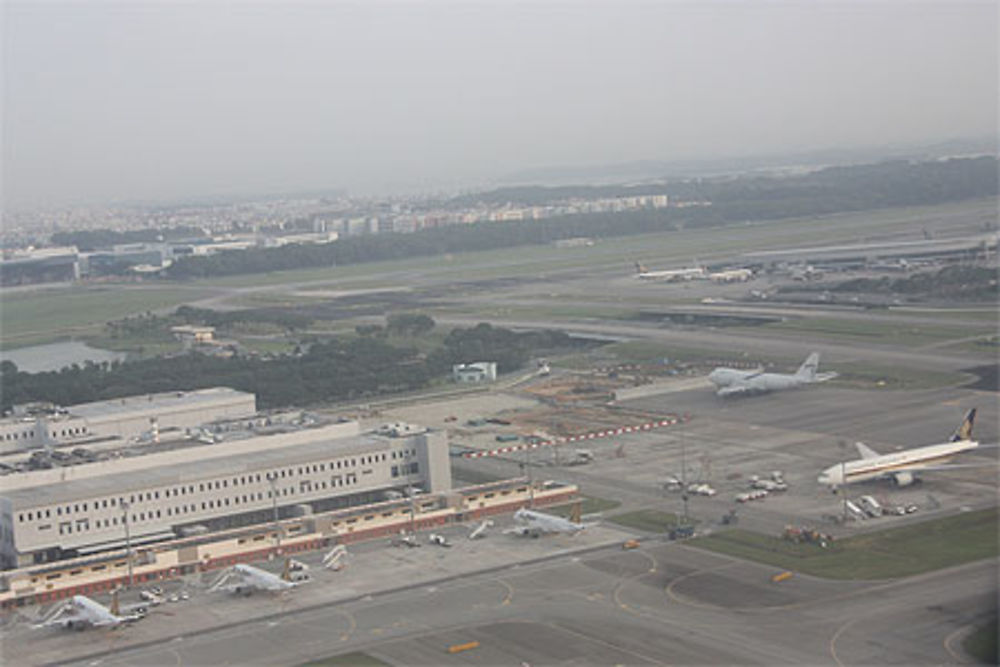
(634, 262, 706, 282)
(818, 408, 984, 488)
(34, 595, 143, 630)
(708, 268, 753, 283)
(708, 352, 836, 397)
(505, 508, 586, 537)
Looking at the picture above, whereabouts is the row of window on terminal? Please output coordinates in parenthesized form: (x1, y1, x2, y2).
(16, 448, 418, 527)
(2, 425, 88, 441)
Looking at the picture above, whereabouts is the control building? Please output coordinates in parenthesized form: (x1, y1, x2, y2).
(0, 417, 451, 568)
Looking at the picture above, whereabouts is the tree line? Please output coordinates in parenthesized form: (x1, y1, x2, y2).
(162, 157, 998, 280)
(1, 323, 591, 413)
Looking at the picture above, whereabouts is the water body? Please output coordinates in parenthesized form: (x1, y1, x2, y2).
(1, 341, 127, 373)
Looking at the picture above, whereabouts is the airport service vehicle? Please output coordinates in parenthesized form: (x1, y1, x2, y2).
(844, 499, 868, 521)
(687, 483, 717, 496)
(468, 519, 494, 540)
(504, 508, 587, 537)
(818, 409, 982, 488)
(429, 533, 452, 547)
(709, 352, 837, 397)
(634, 261, 707, 282)
(34, 595, 144, 630)
(858, 495, 883, 518)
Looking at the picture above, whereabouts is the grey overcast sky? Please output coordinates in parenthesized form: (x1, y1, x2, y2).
(2, 1, 997, 209)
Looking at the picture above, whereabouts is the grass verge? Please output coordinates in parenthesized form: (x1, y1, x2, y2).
(689, 507, 998, 580)
(963, 617, 999, 665)
(607, 509, 686, 533)
(547, 495, 622, 518)
(300, 652, 391, 667)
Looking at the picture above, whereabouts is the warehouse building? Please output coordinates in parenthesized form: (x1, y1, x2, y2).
(0, 417, 450, 568)
(0, 387, 256, 454)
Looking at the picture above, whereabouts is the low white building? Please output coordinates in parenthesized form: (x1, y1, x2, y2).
(0, 387, 256, 454)
(452, 362, 497, 384)
(0, 418, 451, 568)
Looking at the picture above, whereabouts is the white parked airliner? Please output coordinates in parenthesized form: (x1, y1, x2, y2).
(634, 262, 707, 282)
(34, 595, 143, 630)
(505, 508, 587, 537)
(709, 352, 836, 397)
(818, 408, 982, 488)
(209, 563, 301, 595)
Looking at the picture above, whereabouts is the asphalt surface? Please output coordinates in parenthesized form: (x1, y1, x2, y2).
(40, 544, 998, 666)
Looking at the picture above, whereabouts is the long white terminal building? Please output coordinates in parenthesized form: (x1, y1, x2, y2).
(0, 418, 450, 569)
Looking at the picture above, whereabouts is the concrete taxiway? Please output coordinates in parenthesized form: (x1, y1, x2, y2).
(42, 543, 997, 666)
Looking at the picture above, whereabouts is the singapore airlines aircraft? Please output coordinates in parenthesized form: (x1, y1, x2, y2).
(504, 508, 587, 537)
(709, 352, 837, 397)
(209, 563, 302, 595)
(634, 262, 707, 282)
(34, 595, 143, 630)
(818, 408, 982, 488)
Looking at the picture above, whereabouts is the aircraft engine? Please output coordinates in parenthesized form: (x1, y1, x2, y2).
(893, 471, 914, 487)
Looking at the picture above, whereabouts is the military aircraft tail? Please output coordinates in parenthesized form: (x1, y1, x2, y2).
(950, 408, 977, 442)
(795, 352, 820, 380)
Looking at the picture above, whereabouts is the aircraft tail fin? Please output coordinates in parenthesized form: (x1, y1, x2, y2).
(796, 352, 820, 380)
(855, 442, 880, 459)
(635, 261, 647, 275)
(950, 408, 977, 442)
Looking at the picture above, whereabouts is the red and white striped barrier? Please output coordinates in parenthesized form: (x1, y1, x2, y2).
(463, 414, 691, 459)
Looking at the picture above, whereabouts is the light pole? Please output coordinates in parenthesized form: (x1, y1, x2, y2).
(680, 439, 690, 525)
(121, 500, 133, 588)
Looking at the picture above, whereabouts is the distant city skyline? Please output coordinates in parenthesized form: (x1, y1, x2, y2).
(3, 1, 997, 211)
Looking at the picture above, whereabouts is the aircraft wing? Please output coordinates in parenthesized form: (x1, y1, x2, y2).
(855, 442, 880, 459)
(717, 383, 755, 397)
(813, 372, 838, 382)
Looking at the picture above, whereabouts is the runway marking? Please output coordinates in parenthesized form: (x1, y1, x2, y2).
(497, 578, 514, 606)
(547, 620, 667, 665)
(829, 617, 858, 667)
(612, 548, 661, 617)
(943, 624, 973, 664)
(333, 607, 357, 642)
(664, 561, 738, 609)
(168, 647, 183, 667)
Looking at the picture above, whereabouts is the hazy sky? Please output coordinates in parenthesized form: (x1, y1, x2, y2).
(3, 1, 997, 209)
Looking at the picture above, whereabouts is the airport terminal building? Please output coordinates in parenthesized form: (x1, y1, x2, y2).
(0, 387, 257, 455)
(0, 416, 451, 569)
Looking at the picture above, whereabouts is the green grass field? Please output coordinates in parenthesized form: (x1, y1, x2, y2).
(963, 617, 999, 665)
(0, 286, 212, 348)
(300, 652, 391, 667)
(607, 509, 686, 533)
(754, 316, 992, 349)
(547, 495, 622, 518)
(690, 507, 998, 580)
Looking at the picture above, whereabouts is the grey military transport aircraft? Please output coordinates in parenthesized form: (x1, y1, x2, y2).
(708, 352, 837, 397)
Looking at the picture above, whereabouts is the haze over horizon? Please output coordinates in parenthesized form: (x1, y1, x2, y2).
(3, 1, 997, 211)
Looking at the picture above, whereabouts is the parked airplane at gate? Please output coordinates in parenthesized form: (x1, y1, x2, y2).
(708, 352, 836, 397)
(634, 262, 707, 282)
(818, 409, 983, 489)
(505, 508, 587, 537)
(34, 595, 143, 630)
(209, 562, 302, 595)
